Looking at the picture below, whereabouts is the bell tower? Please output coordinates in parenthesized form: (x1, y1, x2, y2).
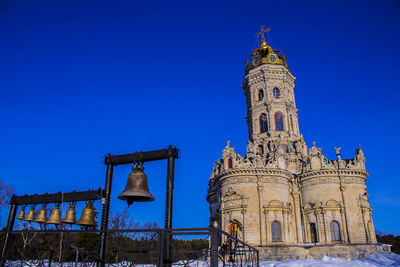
(242, 27, 300, 144)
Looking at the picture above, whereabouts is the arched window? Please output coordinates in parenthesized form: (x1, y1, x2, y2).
(330, 221, 341, 241)
(273, 87, 280, 98)
(271, 221, 282, 242)
(258, 145, 264, 155)
(259, 114, 268, 133)
(228, 158, 233, 169)
(275, 112, 284, 131)
(258, 89, 264, 101)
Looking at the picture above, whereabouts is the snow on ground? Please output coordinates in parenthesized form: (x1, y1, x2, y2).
(258, 253, 400, 267)
(184, 253, 400, 267)
(6, 253, 400, 266)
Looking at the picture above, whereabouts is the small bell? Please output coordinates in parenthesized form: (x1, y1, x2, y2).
(76, 202, 97, 227)
(25, 207, 36, 222)
(16, 207, 26, 220)
(35, 205, 48, 224)
(63, 203, 77, 225)
(47, 204, 62, 225)
(118, 164, 155, 205)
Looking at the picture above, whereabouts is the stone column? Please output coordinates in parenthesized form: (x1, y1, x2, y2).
(361, 208, 369, 243)
(368, 211, 377, 243)
(292, 191, 303, 243)
(264, 210, 270, 243)
(287, 210, 292, 243)
(241, 210, 246, 243)
(283, 208, 289, 243)
(340, 207, 348, 243)
(322, 210, 329, 243)
(257, 182, 264, 245)
(340, 184, 352, 242)
(315, 211, 324, 243)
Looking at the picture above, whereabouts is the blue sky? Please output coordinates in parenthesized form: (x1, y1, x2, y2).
(1, 0, 399, 235)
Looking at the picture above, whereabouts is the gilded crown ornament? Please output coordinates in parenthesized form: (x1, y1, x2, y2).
(245, 25, 288, 72)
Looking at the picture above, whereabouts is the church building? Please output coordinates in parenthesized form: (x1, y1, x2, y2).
(206, 28, 385, 260)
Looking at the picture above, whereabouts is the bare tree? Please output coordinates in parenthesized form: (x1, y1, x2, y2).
(0, 180, 14, 207)
(109, 209, 140, 239)
(0, 180, 15, 225)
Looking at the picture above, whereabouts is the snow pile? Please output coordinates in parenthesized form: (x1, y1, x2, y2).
(257, 253, 400, 267)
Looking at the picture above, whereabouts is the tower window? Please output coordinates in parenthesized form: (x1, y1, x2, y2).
(271, 221, 282, 242)
(273, 87, 280, 98)
(228, 158, 233, 169)
(258, 89, 264, 101)
(330, 221, 341, 241)
(260, 114, 268, 133)
(275, 112, 284, 131)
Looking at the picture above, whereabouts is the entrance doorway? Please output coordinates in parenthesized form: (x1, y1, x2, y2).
(310, 223, 318, 243)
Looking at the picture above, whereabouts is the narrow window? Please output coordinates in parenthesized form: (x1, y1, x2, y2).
(275, 112, 284, 131)
(330, 221, 341, 241)
(310, 223, 318, 243)
(228, 158, 233, 169)
(271, 221, 282, 242)
(258, 89, 264, 101)
(273, 87, 280, 98)
(258, 145, 264, 155)
(260, 114, 268, 133)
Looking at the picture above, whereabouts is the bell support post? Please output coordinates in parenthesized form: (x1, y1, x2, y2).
(99, 162, 114, 267)
(0, 199, 17, 267)
(164, 148, 175, 265)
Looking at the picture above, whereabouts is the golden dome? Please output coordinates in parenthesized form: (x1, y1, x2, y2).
(245, 27, 289, 72)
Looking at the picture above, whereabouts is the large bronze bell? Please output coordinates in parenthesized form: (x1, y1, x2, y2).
(63, 203, 77, 225)
(16, 207, 25, 220)
(47, 204, 62, 225)
(118, 164, 155, 205)
(25, 207, 36, 222)
(34, 205, 48, 224)
(76, 202, 97, 227)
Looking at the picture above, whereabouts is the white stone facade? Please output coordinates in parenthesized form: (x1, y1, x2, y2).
(206, 39, 379, 259)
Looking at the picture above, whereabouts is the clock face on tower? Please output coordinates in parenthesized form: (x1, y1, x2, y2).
(269, 55, 276, 63)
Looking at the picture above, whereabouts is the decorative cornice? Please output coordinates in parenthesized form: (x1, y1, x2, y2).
(215, 168, 293, 180)
(299, 169, 368, 180)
